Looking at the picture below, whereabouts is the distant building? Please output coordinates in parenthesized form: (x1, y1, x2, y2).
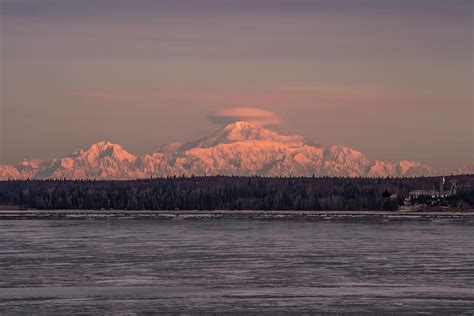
(409, 177, 457, 199)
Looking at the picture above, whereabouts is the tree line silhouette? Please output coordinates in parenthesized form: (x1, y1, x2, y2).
(0, 175, 472, 211)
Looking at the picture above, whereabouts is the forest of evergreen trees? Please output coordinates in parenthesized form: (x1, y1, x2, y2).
(0, 175, 473, 211)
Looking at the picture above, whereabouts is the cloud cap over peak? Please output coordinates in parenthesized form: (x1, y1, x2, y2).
(210, 107, 281, 127)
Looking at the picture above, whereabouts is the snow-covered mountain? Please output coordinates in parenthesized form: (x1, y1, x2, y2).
(1, 121, 471, 180)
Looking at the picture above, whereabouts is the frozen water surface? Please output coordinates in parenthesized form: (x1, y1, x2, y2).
(0, 219, 473, 314)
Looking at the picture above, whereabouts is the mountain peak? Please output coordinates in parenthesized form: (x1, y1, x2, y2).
(180, 121, 305, 149)
(72, 141, 136, 163)
(84, 141, 122, 154)
(94, 140, 116, 147)
(223, 120, 258, 131)
(223, 120, 273, 141)
(2, 125, 467, 180)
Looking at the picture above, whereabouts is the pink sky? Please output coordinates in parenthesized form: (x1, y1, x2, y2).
(1, 0, 473, 168)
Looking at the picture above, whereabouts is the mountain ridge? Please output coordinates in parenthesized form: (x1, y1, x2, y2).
(1, 121, 472, 180)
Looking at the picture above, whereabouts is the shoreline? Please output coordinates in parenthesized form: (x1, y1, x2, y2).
(0, 210, 473, 221)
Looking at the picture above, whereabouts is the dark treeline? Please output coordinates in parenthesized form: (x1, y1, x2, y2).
(0, 175, 473, 211)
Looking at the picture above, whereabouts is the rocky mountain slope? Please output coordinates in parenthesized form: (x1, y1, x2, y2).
(1, 121, 471, 180)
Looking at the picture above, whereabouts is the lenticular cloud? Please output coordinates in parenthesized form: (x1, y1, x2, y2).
(210, 107, 281, 127)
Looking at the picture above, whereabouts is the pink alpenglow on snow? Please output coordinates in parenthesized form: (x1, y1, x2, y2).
(1, 122, 471, 180)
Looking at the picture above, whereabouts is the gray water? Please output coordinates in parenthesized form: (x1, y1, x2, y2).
(0, 219, 473, 314)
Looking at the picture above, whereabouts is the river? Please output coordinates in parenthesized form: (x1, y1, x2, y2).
(1, 219, 473, 313)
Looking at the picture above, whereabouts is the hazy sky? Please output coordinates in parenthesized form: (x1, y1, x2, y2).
(1, 0, 473, 168)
